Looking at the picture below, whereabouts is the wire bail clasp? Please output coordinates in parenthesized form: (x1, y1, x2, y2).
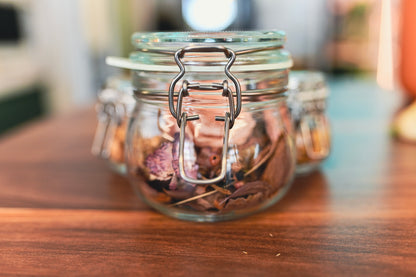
(91, 99, 126, 159)
(300, 114, 330, 160)
(168, 46, 242, 185)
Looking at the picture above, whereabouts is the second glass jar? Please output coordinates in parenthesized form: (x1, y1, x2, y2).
(288, 71, 331, 174)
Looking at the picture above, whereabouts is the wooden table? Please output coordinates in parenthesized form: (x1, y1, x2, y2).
(0, 78, 415, 276)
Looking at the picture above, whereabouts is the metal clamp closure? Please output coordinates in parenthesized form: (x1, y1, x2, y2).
(91, 101, 126, 159)
(168, 46, 241, 127)
(168, 46, 242, 185)
(300, 114, 330, 160)
(179, 112, 231, 185)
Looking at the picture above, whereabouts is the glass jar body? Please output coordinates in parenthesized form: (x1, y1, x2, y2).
(106, 31, 296, 221)
(91, 77, 134, 175)
(294, 100, 331, 174)
(105, 115, 129, 174)
(288, 71, 331, 174)
(125, 94, 295, 222)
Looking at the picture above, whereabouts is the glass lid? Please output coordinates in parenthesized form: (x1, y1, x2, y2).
(289, 71, 329, 101)
(131, 31, 286, 51)
(107, 31, 292, 72)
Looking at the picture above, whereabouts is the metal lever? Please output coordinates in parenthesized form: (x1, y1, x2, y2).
(179, 112, 231, 185)
(91, 104, 110, 157)
(168, 45, 242, 185)
(168, 45, 241, 127)
(91, 102, 126, 159)
(173, 80, 236, 128)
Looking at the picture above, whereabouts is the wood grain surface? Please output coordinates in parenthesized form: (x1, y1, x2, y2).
(0, 79, 415, 276)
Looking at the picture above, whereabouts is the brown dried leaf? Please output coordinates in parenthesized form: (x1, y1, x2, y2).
(227, 181, 270, 199)
(211, 184, 232, 195)
(223, 192, 265, 211)
(262, 135, 294, 193)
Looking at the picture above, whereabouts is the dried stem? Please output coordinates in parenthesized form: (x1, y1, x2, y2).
(157, 109, 175, 142)
(211, 184, 232, 195)
(244, 135, 282, 177)
(169, 190, 218, 207)
(169, 135, 284, 207)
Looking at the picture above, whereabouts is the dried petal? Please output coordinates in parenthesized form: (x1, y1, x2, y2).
(163, 187, 194, 200)
(227, 181, 270, 199)
(220, 181, 271, 211)
(234, 181, 244, 189)
(229, 112, 256, 145)
(145, 142, 174, 181)
(184, 197, 215, 211)
(223, 192, 264, 211)
(168, 176, 177, 190)
(196, 147, 222, 178)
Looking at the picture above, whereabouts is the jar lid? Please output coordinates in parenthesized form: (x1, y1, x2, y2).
(98, 76, 136, 113)
(132, 31, 285, 51)
(106, 31, 292, 72)
(288, 71, 329, 102)
(98, 88, 119, 104)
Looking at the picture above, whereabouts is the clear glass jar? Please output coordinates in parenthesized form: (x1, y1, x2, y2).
(288, 71, 331, 174)
(91, 76, 135, 175)
(107, 31, 296, 221)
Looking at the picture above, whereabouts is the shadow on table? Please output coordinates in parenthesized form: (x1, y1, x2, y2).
(265, 169, 330, 214)
(105, 172, 149, 210)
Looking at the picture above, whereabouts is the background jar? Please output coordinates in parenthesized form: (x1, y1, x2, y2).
(91, 76, 135, 175)
(108, 31, 296, 222)
(288, 71, 331, 174)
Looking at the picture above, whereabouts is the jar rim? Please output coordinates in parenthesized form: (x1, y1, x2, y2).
(131, 30, 286, 52)
(288, 71, 329, 101)
(107, 30, 292, 72)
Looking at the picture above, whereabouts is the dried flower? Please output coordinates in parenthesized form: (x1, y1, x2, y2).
(145, 142, 174, 181)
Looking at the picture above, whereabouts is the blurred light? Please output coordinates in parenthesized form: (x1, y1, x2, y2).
(377, 0, 394, 90)
(182, 0, 237, 31)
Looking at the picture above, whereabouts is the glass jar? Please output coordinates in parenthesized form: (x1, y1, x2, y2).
(288, 71, 331, 174)
(107, 31, 296, 222)
(91, 76, 135, 175)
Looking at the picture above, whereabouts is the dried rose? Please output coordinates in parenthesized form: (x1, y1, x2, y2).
(145, 142, 174, 181)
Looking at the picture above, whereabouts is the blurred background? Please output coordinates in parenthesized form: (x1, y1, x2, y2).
(0, 0, 403, 135)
